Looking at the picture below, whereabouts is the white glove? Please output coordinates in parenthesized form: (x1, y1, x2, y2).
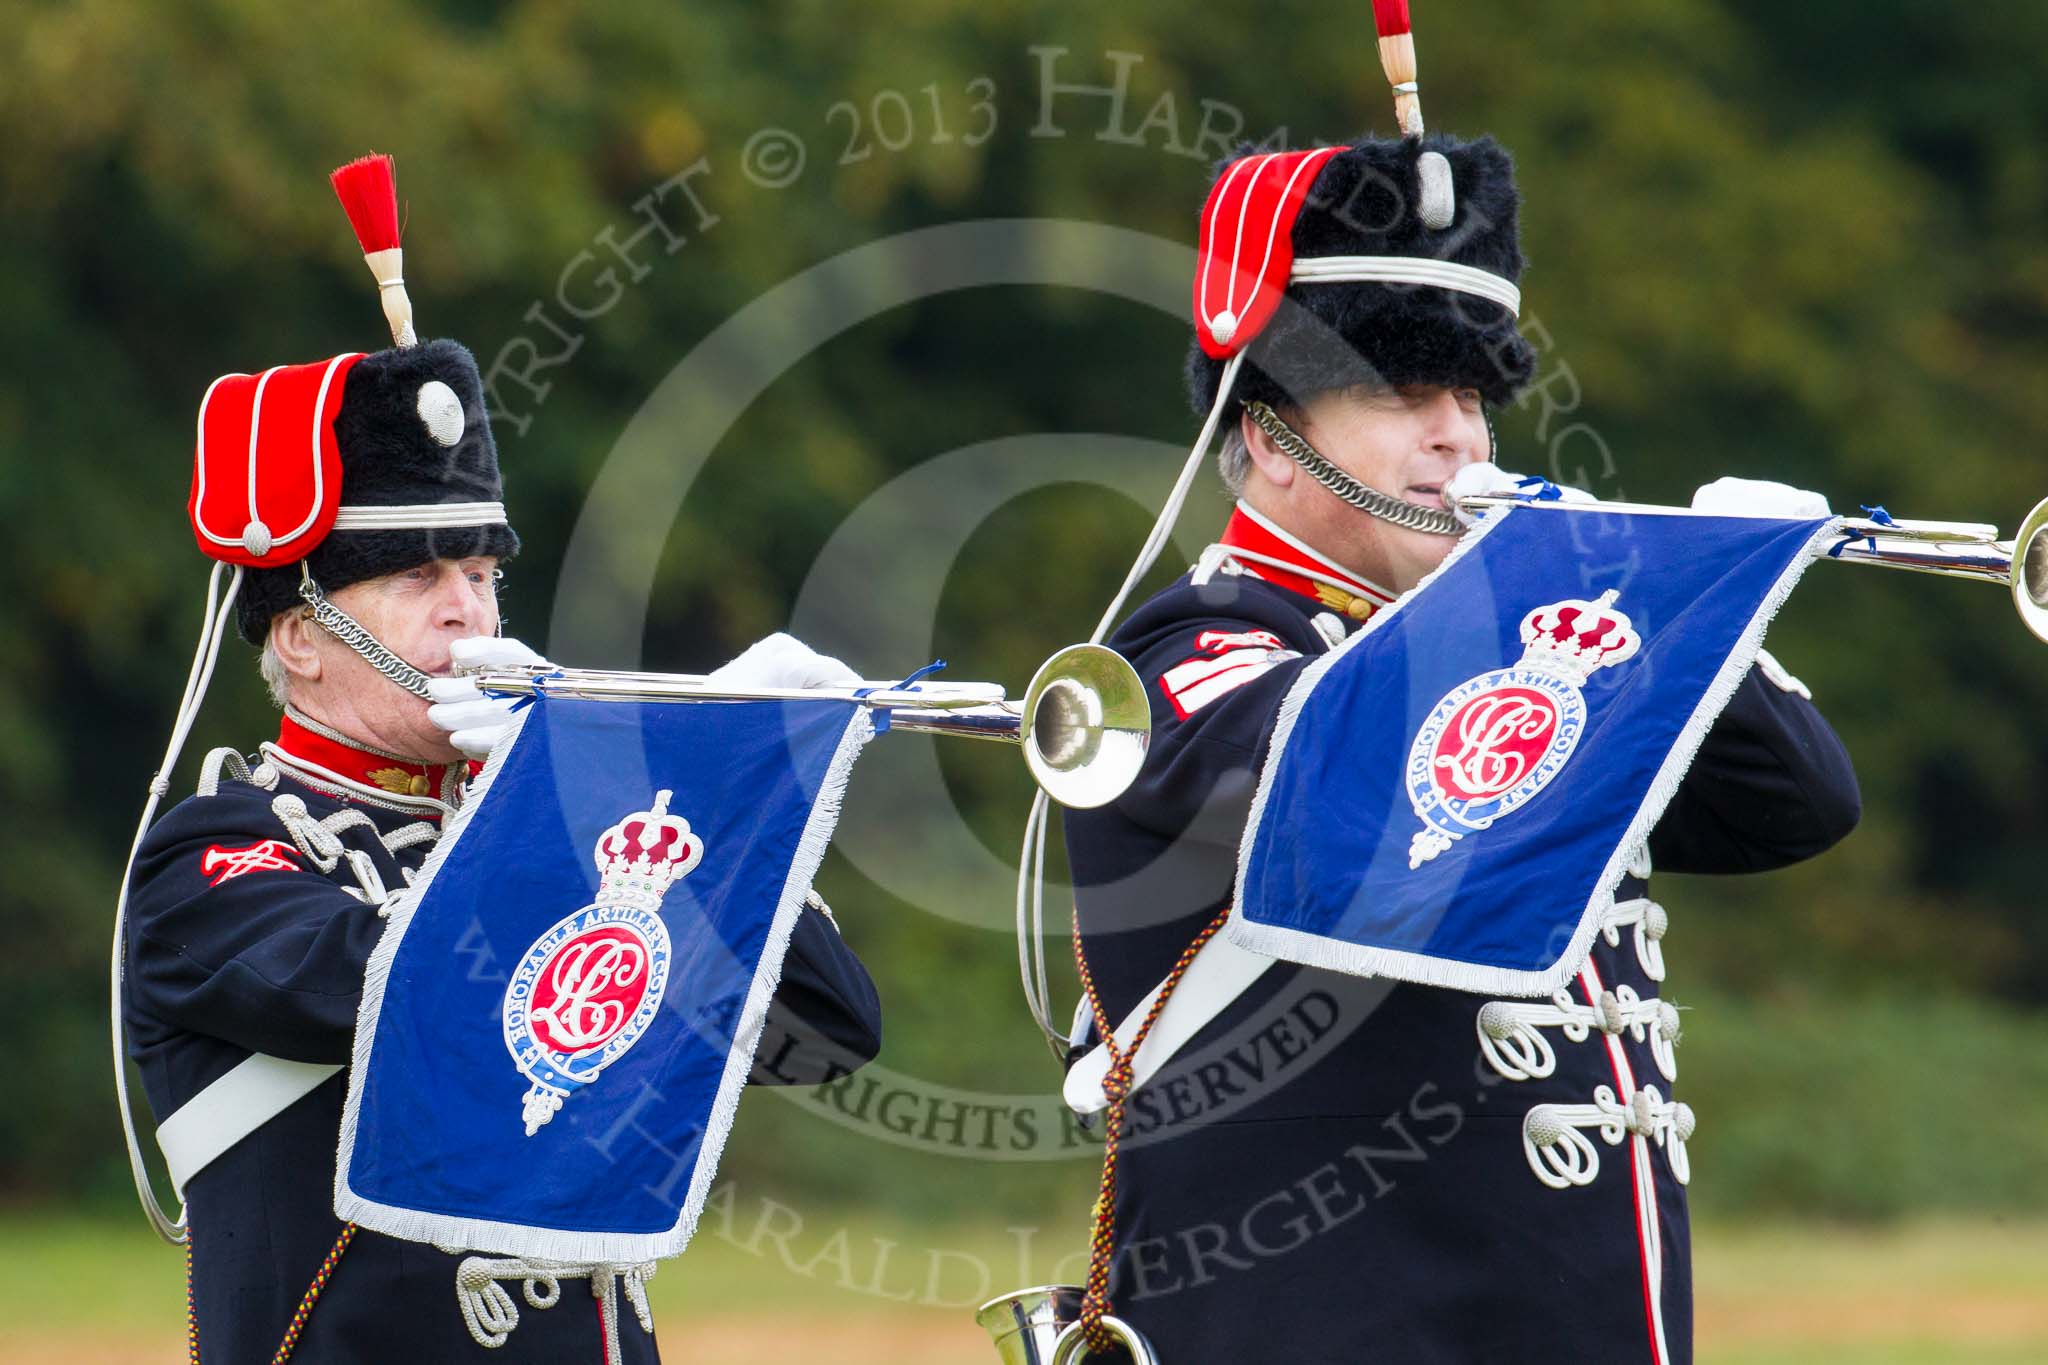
(706, 632, 861, 690)
(426, 635, 550, 760)
(1444, 464, 1598, 526)
(1691, 476, 1831, 519)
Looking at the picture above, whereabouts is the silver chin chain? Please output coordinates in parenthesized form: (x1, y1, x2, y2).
(1243, 400, 1466, 537)
(298, 567, 437, 699)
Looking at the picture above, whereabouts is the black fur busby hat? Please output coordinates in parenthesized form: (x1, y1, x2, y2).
(1187, 132, 1535, 417)
(230, 338, 520, 641)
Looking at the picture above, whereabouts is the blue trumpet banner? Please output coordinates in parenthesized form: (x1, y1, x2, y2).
(1229, 505, 1838, 997)
(336, 694, 871, 1262)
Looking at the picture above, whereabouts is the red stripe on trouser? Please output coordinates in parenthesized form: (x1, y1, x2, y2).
(1579, 962, 1665, 1365)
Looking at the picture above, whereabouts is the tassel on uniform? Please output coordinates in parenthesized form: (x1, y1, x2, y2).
(1370, 0, 1455, 229)
(329, 154, 416, 347)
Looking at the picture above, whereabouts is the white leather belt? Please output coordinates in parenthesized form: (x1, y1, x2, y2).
(1063, 936, 1276, 1115)
(157, 1054, 343, 1197)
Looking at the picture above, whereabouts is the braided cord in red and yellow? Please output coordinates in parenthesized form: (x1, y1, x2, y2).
(270, 1222, 356, 1364)
(1071, 905, 1231, 1357)
(185, 1237, 201, 1364)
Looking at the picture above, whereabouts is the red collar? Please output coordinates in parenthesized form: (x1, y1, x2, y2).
(275, 713, 475, 802)
(1217, 504, 1394, 618)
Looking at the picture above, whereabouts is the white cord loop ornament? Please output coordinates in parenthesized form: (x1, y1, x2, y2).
(196, 746, 251, 798)
(1600, 896, 1670, 982)
(111, 561, 245, 1246)
(1522, 1084, 1696, 1190)
(269, 795, 402, 908)
(453, 1256, 655, 1365)
(1477, 984, 1681, 1084)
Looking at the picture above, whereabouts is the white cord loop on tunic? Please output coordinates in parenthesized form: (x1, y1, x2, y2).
(1600, 896, 1669, 982)
(196, 746, 252, 797)
(269, 796, 404, 909)
(453, 1256, 656, 1365)
(379, 820, 441, 856)
(112, 561, 245, 1246)
(1522, 1084, 1696, 1190)
(1477, 983, 1680, 1084)
(1016, 353, 1253, 1061)
(1484, 895, 1690, 1196)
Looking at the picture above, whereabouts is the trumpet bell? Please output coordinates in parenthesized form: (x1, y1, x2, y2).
(975, 1285, 1081, 1365)
(974, 1285, 1160, 1365)
(2011, 496, 2048, 644)
(1020, 644, 1151, 810)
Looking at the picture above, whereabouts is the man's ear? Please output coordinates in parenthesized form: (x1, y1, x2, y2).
(269, 607, 324, 685)
(1241, 408, 1297, 489)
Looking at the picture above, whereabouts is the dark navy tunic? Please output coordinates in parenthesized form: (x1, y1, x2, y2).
(125, 727, 883, 1364)
(1064, 523, 1859, 1365)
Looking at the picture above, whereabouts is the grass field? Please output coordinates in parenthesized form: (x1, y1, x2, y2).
(6, 1211, 2045, 1363)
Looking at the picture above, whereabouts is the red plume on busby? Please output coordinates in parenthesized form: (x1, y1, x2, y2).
(1372, 1, 1421, 131)
(330, 153, 416, 348)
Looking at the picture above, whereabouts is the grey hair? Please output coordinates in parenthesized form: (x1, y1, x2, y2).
(1217, 417, 1252, 496)
(258, 633, 293, 710)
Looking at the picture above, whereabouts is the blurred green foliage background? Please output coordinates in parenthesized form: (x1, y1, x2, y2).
(4, 0, 2046, 1242)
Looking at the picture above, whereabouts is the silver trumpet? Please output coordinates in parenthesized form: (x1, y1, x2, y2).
(1448, 491, 2048, 644)
(976, 1286, 1159, 1365)
(471, 643, 1151, 809)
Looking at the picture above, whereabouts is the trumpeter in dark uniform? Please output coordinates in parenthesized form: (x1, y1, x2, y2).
(1058, 15, 1861, 1363)
(115, 156, 883, 1364)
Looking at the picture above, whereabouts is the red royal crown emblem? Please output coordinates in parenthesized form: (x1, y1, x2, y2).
(503, 791, 705, 1135)
(1406, 590, 1641, 867)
